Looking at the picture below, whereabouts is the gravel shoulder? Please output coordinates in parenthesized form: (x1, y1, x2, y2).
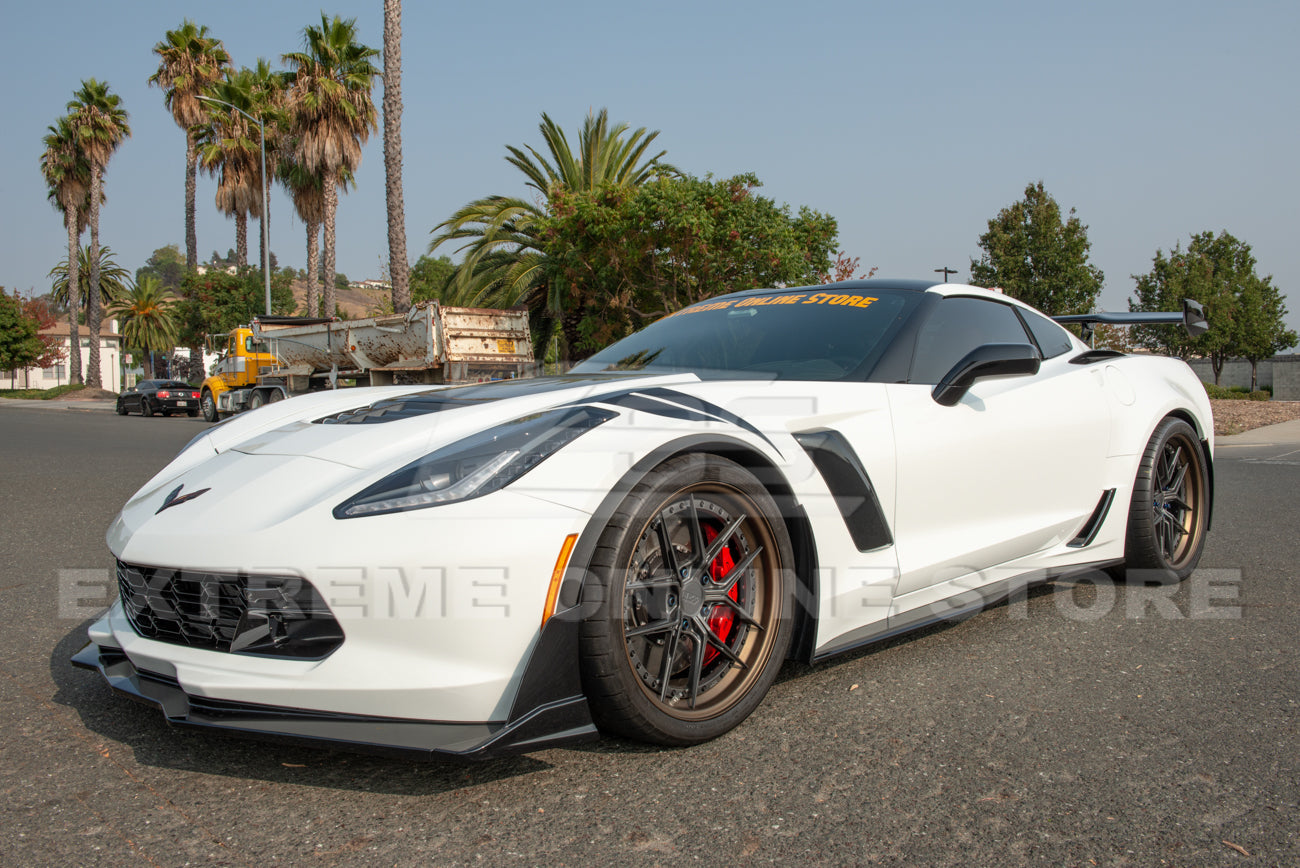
(1210, 398, 1300, 435)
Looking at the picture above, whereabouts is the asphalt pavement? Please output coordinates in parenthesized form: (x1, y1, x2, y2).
(1, 404, 1296, 866)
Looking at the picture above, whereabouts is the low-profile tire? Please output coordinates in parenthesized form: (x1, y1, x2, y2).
(141, 399, 154, 417)
(580, 453, 795, 746)
(1118, 417, 1210, 584)
(248, 390, 266, 411)
(115, 402, 128, 416)
(201, 390, 219, 423)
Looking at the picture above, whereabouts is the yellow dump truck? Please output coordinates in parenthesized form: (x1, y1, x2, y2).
(200, 302, 535, 422)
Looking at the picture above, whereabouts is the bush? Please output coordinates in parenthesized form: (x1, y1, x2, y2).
(0, 384, 86, 400)
(1203, 382, 1270, 401)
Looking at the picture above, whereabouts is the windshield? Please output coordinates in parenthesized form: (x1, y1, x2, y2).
(571, 289, 920, 381)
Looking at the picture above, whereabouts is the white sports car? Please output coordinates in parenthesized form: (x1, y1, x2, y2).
(75, 280, 1213, 758)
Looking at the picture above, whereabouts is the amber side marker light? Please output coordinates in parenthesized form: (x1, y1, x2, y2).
(542, 533, 579, 629)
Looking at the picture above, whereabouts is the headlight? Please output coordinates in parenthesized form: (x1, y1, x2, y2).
(333, 406, 616, 518)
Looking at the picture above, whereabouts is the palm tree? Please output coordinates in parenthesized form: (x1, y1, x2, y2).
(108, 275, 179, 378)
(149, 21, 231, 271)
(67, 79, 131, 388)
(39, 116, 90, 383)
(283, 14, 379, 319)
(280, 157, 354, 315)
(49, 245, 132, 313)
(430, 110, 675, 345)
(382, 0, 410, 313)
(197, 68, 263, 266)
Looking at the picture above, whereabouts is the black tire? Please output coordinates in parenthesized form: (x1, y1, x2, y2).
(141, 398, 154, 417)
(249, 390, 266, 411)
(1119, 417, 1210, 584)
(580, 454, 795, 746)
(201, 390, 219, 423)
(267, 389, 284, 403)
(115, 402, 128, 416)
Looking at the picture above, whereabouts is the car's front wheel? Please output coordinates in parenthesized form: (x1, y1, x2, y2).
(1119, 417, 1210, 584)
(580, 454, 795, 745)
(115, 402, 127, 416)
(141, 399, 154, 417)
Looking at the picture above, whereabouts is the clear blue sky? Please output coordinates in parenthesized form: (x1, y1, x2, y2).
(3, 0, 1297, 344)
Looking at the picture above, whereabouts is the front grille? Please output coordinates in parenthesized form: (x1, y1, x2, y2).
(116, 561, 344, 659)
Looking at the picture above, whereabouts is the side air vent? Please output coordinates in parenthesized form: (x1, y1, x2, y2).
(1067, 489, 1116, 548)
(793, 430, 893, 552)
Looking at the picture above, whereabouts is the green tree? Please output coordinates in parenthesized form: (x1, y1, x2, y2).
(0, 291, 43, 382)
(39, 115, 90, 383)
(538, 173, 837, 354)
(136, 244, 187, 293)
(1234, 279, 1296, 390)
(409, 254, 454, 304)
(149, 21, 232, 271)
(283, 13, 379, 320)
(381, 0, 410, 313)
(970, 181, 1103, 316)
(175, 268, 294, 347)
(108, 275, 180, 377)
(197, 66, 269, 267)
(67, 78, 131, 388)
(48, 245, 132, 315)
(1130, 230, 1293, 386)
(430, 109, 677, 320)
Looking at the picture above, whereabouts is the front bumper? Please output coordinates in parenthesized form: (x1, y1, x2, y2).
(72, 639, 597, 761)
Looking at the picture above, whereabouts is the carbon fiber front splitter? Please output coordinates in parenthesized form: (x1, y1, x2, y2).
(72, 642, 597, 761)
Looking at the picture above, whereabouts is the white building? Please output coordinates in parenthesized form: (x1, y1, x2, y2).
(4, 318, 124, 392)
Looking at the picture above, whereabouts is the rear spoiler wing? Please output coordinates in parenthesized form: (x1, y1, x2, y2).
(1053, 298, 1208, 345)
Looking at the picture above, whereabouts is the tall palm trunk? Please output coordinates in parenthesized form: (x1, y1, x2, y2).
(185, 129, 198, 270)
(65, 204, 83, 384)
(305, 219, 321, 317)
(235, 211, 248, 267)
(322, 176, 338, 317)
(86, 167, 104, 388)
(383, 0, 410, 313)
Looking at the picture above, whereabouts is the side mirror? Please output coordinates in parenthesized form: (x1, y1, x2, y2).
(932, 343, 1041, 406)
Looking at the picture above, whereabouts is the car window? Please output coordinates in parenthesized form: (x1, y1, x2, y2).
(572, 289, 922, 381)
(909, 296, 1032, 384)
(1018, 309, 1075, 359)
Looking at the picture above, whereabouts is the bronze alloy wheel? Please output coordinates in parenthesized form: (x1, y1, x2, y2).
(581, 454, 794, 745)
(1121, 417, 1210, 583)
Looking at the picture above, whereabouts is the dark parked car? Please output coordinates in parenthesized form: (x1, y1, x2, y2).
(116, 380, 201, 417)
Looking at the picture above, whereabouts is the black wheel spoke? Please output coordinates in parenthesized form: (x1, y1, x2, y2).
(713, 597, 763, 630)
(698, 514, 746, 573)
(658, 621, 683, 703)
(626, 618, 676, 639)
(686, 627, 705, 709)
(707, 546, 762, 595)
(699, 617, 748, 669)
(686, 497, 706, 568)
(626, 572, 678, 592)
(654, 516, 679, 576)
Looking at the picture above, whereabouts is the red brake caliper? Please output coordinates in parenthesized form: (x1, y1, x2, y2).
(702, 524, 739, 664)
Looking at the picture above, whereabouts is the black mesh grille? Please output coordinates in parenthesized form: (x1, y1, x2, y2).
(116, 561, 343, 659)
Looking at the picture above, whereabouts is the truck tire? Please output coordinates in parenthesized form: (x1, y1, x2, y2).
(267, 389, 284, 404)
(201, 390, 220, 423)
(249, 390, 266, 411)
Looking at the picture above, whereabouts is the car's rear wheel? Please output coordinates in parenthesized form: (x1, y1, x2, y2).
(580, 454, 795, 745)
(1119, 417, 1209, 584)
(201, 390, 219, 423)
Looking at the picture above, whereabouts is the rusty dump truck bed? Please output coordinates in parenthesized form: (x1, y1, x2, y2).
(252, 303, 535, 383)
